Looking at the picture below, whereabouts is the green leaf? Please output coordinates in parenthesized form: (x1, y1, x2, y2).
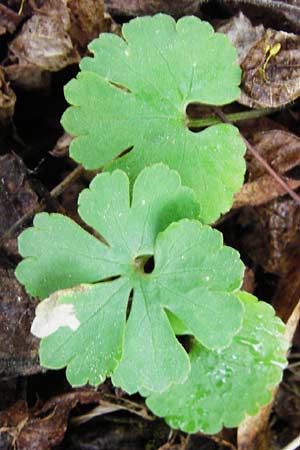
(16, 164, 244, 392)
(61, 14, 246, 223)
(147, 292, 288, 434)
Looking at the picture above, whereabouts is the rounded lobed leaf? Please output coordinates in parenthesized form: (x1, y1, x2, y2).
(61, 14, 246, 223)
(147, 291, 288, 434)
(16, 164, 245, 392)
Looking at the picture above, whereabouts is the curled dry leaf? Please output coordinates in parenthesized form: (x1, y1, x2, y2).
(0, 268, 40, 378)
(217, 12, 264, 64)
(240, 29, 300, 108)
(0, 68, 16, 123)
(105, 0, 201, 17)
(6, 0, 104, 89)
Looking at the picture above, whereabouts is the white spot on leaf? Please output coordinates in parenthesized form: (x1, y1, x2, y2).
(31, 289, 81, 338)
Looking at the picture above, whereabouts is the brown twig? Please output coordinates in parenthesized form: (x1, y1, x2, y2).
(212, 107, 300, 206)
(0, 165, 84, 247)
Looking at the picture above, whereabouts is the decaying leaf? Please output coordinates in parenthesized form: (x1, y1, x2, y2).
(0, 153, 38, 256)
(247, 130, 300, 180)
(5, 0, 105, 89)
(8, 0, 80, 72)
(233, 175, 300, 209)
(0, 3, 21, 36)
(0, 68, 16, 123)
(105, 0, 201, 17)
(236, 129, 300, 274)
(68, 0, 105, 49)
(240, 29, 300, 108)
(272, 247, 300, 322)
(217, 12, 264, 64)
(0, 390, 108, 450)
(0, 268, 40, 378)
(234, 129, 300, 208)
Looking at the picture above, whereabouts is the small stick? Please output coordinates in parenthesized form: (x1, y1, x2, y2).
(212, 107, 300, 205)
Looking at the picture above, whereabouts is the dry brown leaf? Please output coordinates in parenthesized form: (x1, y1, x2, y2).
(0, 389, 152, 450)
(9, 0, 80, 72)
(4, 60, 51, 90)
(232, 129, 300, 274)
(105, 0, 201, 17)
(247, 130, 300, 180)
(272, 248, 300, 322)
(6, 0, 105, 89)
(217, 12, 264, 64)
(234, 175, 300, 209)
(237, 403, 273, 450)
(0, 4, 21, 36)
(68, 0, 105, 49)
(236, 128, 300, 207)
(0, 153, 38, 255)
(0, 268, 41, 378)
(0, 390, 103, 450)
(240, 29, 300, 108)
(0, 68, 16, 123)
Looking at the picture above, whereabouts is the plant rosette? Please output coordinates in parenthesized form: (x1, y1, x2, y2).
(15, 13, 288, 435)
(16, 164, 288, 434)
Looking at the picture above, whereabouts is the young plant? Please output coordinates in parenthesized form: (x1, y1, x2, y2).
(15, 14, 288, 435)
(16, 164, 287, 432)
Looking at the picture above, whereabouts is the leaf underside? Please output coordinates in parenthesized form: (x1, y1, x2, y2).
(147, 291, 288, 434)
(61, 14, 246, 223)
(16, 164, 244, 393)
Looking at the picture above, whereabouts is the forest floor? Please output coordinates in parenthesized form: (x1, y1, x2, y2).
(1, 1, 300, 449)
